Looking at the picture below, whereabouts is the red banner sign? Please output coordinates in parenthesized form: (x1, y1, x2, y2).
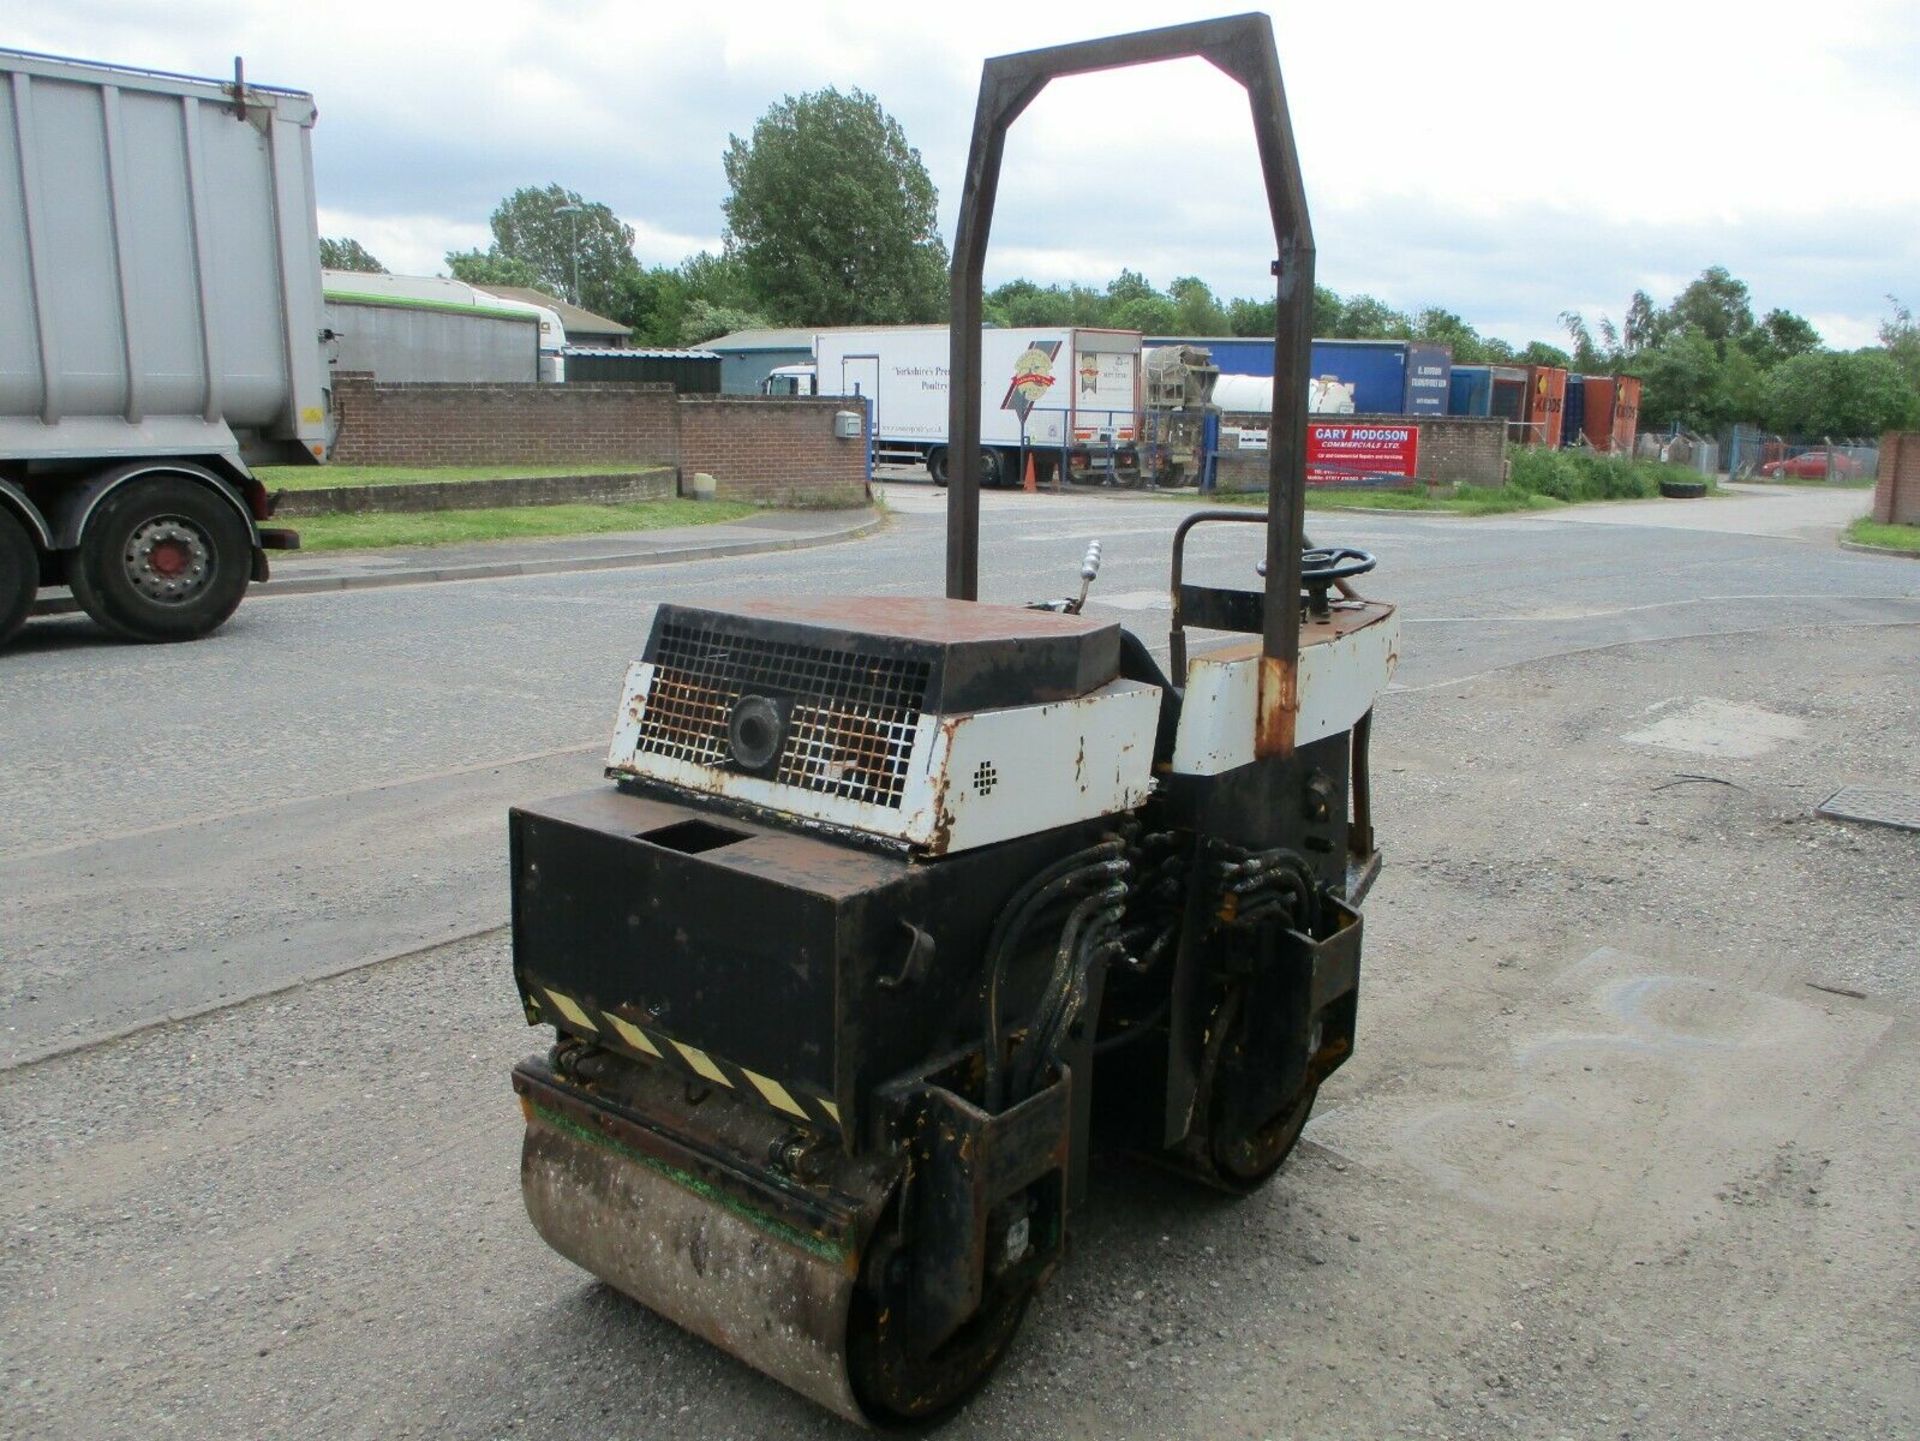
(1306, 422, 1420, 487)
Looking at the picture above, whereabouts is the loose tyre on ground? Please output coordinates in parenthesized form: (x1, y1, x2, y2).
(0, 505, 38, 647)
(67, 473, 253, 643)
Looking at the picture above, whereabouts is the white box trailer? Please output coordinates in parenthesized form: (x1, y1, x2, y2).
(0, 48, 325, 645)
(812, 326, 1142, 486)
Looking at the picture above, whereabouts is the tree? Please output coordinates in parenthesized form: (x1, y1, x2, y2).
(1666, 266, 1754, 357)
(1168, 276, 1229, 335)
(1879, 295, 1920, 392)
(615, 266, 691, 347)
(445, 248, 541, 290)
(1312, 286, 1343, 338)
(484, 184, 638, 314)
(1110, 295, 1178, 334)
(678, 299, 770, 348)
(1559, 310, 1609, 372)
(723, 87, 946, 326)
(1622, 290, 1660, 354)
(1104, 269, 1158, 307)
(1329, 294, 1411, 340)
(1630, 330, 1725, 431)
(1518, 340, 1572, 368)
(1740, 308, 1822, 370)
(1416, 307, 1492, 363)
(987, 279, 1072, 328)
(319, 237, 385, 273)
(1763, 351, 1920, 437)
(679, 251, 760, 310)
(1228, 296, 1275, 337)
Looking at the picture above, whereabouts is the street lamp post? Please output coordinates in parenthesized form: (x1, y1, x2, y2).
(554, 203, 583, 305)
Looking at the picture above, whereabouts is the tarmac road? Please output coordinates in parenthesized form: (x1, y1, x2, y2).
(2, 480, 1916, 1438)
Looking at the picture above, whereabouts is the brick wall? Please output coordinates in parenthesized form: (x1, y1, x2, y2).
(1212, 414, 1507, 491)
(327, 374, 867, 505)
(275, 469, 673, 517)
(1875, 432, 1919, 525)
(1410, 416, 1508, 486)
(330, 373, 678, 467)
(679, 396, 868, 504)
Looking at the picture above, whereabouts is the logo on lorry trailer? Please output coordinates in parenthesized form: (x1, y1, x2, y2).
(1003, 340, 1061, 420)
(1307, 423, 1419, 488)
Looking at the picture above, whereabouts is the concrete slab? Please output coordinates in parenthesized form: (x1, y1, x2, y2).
(1540, 481, 1871, 541)
(1621, 697, 1808, 758)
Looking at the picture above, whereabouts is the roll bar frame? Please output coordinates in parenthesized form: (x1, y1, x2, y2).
(945, 13, 1314, 756)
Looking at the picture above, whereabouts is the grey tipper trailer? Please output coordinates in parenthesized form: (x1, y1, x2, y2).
(0, 48, 325, 646)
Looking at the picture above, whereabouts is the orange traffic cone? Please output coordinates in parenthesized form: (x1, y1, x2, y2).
(1022, 450, 1037, 492)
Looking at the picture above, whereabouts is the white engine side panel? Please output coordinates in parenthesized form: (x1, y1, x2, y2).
(916, 680, 1162, 853)
(1168, 608, 1399, 775)
(606, 661, 1160, 853)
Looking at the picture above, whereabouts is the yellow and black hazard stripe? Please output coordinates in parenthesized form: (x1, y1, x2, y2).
(524, 979, 842, 1135)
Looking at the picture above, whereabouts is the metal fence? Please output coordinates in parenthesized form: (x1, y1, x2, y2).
(1634, 427, 1719, 476)
(1724, 423, 1878, 481)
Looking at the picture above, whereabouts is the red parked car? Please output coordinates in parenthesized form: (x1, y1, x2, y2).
(1759, 449, 1861, 479)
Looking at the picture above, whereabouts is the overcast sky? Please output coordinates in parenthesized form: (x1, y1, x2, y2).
(13, 1, 1918, 347)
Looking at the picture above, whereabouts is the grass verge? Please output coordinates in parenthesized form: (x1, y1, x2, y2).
(1845, 517, 1920, 554)
(290, 499, 758, 551)
(1210, 449, 1717, 516)
(256, 462, 669, 492)
(1741, 473, 1877, 489)
(1211, 486, 1563, 516)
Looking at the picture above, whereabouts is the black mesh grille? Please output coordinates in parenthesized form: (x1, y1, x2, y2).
(635, 620, 931, 809)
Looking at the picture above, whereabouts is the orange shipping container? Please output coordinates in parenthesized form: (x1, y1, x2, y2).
(1581, 376, 1616, 451)
(1610, 375, 1641, 454)
(1522, 366, 1567, 448)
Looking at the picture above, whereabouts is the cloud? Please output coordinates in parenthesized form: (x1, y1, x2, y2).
(11, 0, 1916, 348)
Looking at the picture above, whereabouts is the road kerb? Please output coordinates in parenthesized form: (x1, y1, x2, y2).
(30, 509, 885, 617)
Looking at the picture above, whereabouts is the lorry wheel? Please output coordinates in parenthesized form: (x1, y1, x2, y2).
(979, 448, 1006, 488)
(927, 448, 949, 486)
(68, 475, 252, 643)
(0, 506, 38, 647)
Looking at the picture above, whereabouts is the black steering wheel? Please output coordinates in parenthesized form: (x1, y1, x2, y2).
(1277, 544, 1375, 617)
(1300, 545, 1376, 584)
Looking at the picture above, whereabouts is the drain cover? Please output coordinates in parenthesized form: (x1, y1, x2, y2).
(1816, 787, 1920, 833)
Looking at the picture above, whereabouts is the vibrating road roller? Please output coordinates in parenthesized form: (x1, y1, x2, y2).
(507, 15, 1398, 1425)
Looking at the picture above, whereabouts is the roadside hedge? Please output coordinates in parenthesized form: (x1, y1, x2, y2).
(1505, 448, 1704, 501)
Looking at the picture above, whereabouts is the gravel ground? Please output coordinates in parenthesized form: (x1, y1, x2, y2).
(4, 619, 1913, 1441)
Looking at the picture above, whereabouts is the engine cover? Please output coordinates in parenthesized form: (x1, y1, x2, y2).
(605, 596, 1160, 854)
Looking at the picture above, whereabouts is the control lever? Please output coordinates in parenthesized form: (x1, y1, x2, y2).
(1069, 540, 1102, 614)
(1026, 539, 1103, 614)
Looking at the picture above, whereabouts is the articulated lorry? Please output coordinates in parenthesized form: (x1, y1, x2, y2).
(0, 48, 324, 647)
(778, 326, 1144, 486)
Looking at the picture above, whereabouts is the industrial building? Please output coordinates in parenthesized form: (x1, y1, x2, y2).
(694, 328, 821, 393)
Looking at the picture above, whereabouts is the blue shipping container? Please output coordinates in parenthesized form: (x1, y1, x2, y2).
(1449, 365, 1492, 416)
(1146, 336, 1452, 415)
(1145, 336, 1275, 377)
(1561, 376, 1585, 447)
(1402, 342, 1451, 416)
(1307, 340, 1408, 414)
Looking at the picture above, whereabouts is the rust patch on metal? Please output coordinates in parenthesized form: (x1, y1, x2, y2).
(1256, 654, 1297, 759)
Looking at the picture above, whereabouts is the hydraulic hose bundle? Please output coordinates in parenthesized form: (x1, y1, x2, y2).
(1208, 839, 1321, 934)
(983, 829, 1192, 1109)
